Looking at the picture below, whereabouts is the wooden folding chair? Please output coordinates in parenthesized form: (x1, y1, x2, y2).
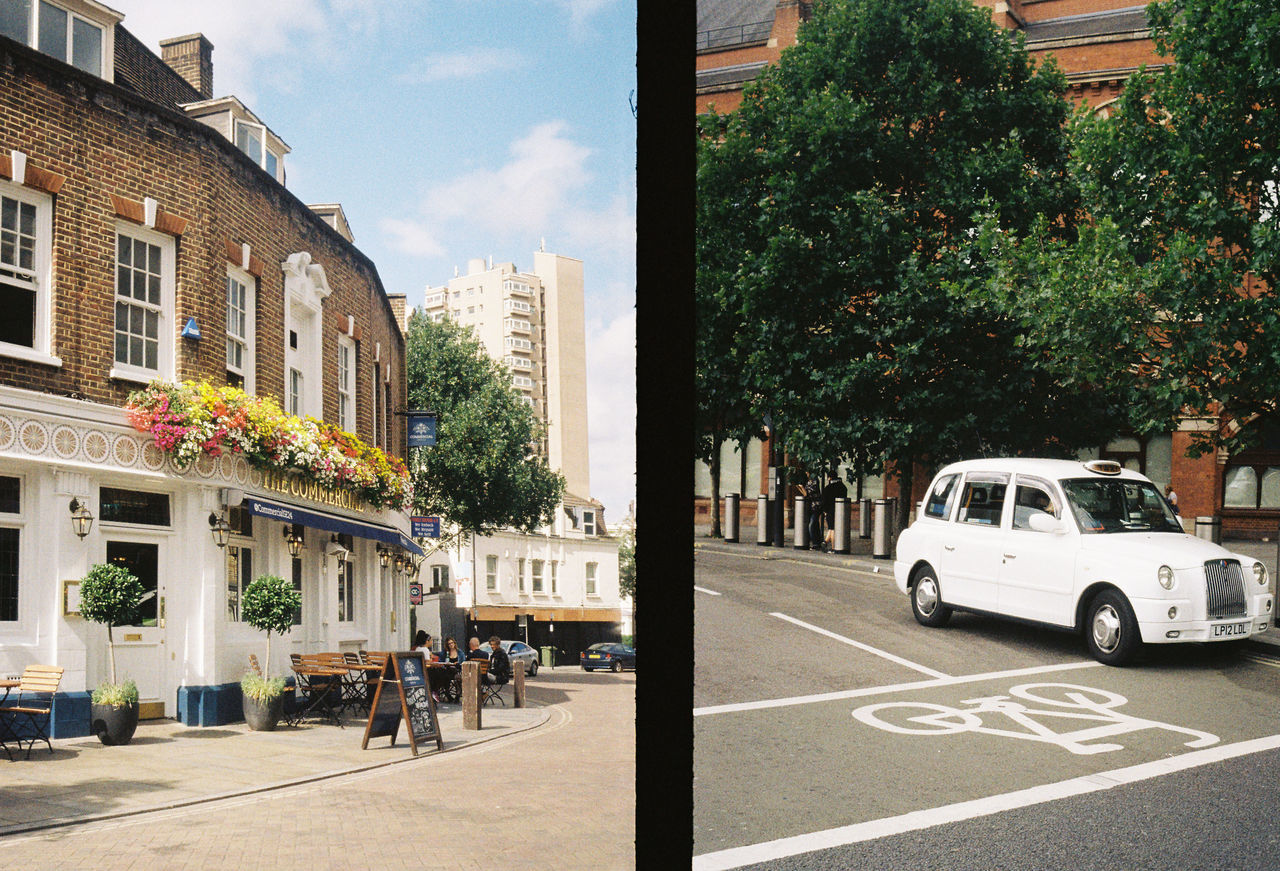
(0, 665, 63, 759)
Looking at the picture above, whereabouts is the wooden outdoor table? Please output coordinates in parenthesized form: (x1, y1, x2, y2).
(290, 666, 347, 727)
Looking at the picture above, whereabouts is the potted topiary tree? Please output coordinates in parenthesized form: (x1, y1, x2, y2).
(240, 574, 301, 731)
(78, 563, 145, 745)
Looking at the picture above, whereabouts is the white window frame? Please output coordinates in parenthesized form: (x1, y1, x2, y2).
(288, 368, 303, 417)
(430, 564, 449, 592)
(225, 266, 255, 392)
(582, 510, 596, 536)
(336, 560, 355, 622)
(531, 559, 544, 594)
(486, 554, 498, 591)
(585, 561, 598, 597)
(550, 560, 558, 595)
(226, 543, 253, 622)
(110, 222, 174, 384)
(337, 335, 355, 432)
(0, 474, 27, 630)
(0, 180, 58, 367)
(3, 0, 113, 78)
(517, 557, 526, 594)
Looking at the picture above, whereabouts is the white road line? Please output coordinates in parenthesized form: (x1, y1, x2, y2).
(692, 732, 1280, 870)
(694, 660, 1102, 717)
(770, 612, 950, 679)
(694, 586, 722, 596)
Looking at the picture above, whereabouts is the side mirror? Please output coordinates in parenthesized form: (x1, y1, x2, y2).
(1028, 512, 1066, 535)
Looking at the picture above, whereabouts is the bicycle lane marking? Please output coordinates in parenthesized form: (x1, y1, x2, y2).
(694, 659, 1101, 717)
(692, 732, 1280, 871)
(769, 612, 950, 679)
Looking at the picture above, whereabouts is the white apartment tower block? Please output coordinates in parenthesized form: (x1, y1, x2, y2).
(421, 251, 591, 499)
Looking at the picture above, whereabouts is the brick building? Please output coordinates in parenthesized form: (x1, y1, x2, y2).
(0, 3, 420, 733)
(695, 0, 1275, 538)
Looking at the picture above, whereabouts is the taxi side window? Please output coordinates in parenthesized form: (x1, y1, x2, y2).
(924, 474, 960, 519)
(957, 479, 1007, 525)
(1012, 483, 1059, 531)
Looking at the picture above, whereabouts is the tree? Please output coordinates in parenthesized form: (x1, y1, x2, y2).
(699, 0, 1126, 524)
(79, 563, 145, 687)
(696, 113, 767, 537)
(1060, 0, 1280, 452)
(240, 574, 301, 682)
(404, 312, 565, 543)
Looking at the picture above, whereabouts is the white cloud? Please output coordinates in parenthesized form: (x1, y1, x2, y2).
(400, 49, 522, 83)
(585, 308, 635, 519)
(378, 217, 447, 259)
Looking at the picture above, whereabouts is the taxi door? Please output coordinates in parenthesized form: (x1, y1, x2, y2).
(997, 475, 1078, 626)
(937, 474, 1008, 612)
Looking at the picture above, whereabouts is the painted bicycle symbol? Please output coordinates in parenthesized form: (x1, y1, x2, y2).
(852, 683, 1219, 756)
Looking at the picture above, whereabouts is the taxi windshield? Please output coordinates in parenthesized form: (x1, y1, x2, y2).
(1060, 478, 1183, 534)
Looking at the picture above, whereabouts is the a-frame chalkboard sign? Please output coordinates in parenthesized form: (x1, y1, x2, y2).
(361, 651, 443, 756)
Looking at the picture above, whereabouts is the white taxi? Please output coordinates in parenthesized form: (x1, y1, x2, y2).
(894, 458, 1273, 665)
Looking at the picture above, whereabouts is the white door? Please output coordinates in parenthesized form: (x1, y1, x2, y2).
(102, 537, 168, 717)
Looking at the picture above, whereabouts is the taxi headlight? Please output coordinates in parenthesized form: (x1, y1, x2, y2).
(1158, 565, 1175, 590)
(1253, 561, 1268, 586)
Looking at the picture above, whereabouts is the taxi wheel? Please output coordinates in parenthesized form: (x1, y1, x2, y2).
(1085, 589, 1140, 666)
(611, 660, 623, 673)
(911, 566, 952, 627)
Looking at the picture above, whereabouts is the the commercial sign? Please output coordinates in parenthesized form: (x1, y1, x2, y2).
(411, 516, 441, 538)
(409, 582, 423, 605)
(407, 412, 437, 448)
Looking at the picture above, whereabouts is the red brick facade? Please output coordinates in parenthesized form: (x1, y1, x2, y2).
(0, 34, 406, 457)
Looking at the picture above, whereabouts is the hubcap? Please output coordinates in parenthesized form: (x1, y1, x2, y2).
(916, 577, 939, 616)
(1092, 604, 1122, 653)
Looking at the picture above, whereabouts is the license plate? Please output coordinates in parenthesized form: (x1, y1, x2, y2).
(588, 654, 601, 659)
(1211, 620, 1250, 638)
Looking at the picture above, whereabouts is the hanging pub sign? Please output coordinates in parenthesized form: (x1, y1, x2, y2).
(407, 411, 437, 448)
(409, 582, 423, 605)
(411, 516, 441, 538)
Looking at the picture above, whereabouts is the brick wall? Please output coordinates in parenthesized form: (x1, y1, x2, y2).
(113, 27, 203, 110)
(0, 38, 407, 459)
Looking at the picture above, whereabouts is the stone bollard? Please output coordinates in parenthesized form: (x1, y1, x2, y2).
(513, 663, 526, 708)
(462, 660, 481, 730)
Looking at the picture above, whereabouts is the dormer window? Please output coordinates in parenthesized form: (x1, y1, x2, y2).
(0, 0, 118, 78)
(234, 120, 281, 180)
(181, 98, 289, 185)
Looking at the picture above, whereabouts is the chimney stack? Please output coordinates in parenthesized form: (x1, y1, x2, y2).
(160, 34, 214, 100)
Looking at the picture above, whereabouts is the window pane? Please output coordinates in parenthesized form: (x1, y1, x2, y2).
(1261, 468, 1280, 509)
(1224, 467, 1258, 508)
(0, 0, 31, 44)
(37, 1, 65, 61)
(0, 282, 35, 347)
(100, 487, 170, 526)
(0, 526, 17, 621)
(0, 476, 20, 514)
(105, 540, 158, 625)
(70, 15, 100, 74)
(117, 233, 130, 265)
(265, 151, 277, 179)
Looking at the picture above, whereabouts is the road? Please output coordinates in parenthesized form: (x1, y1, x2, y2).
(693, 543, 1280, 870)
(0, 671, 635, 871)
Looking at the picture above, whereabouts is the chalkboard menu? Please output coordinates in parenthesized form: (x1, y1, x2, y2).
(361, 651, 443, 756)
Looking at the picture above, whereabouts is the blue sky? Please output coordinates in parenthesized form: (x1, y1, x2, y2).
(119, 0, 637, 521)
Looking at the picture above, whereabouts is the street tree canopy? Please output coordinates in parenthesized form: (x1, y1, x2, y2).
(405, 313, 564, 539)
(698, 0, 1130, 513)
(1049, 0, 1280, 452)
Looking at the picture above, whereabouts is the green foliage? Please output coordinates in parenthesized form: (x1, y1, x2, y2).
(79, 563, 144, 629)
(241, 575, 300, 638)
(91, 679, 138, 708)
(618, 525, 635, 600)
(405, 312, 565, 534)
(1063, 0, 1280, 452)
(697, 0, 1126, 511)
(240, 672, 286, 703)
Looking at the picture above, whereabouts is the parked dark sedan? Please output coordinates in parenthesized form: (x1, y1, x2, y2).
(579, 642, 636, 673)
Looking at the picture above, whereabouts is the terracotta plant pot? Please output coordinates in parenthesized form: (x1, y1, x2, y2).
(91, 701, 139, 746)
(242, 692, 284, 731)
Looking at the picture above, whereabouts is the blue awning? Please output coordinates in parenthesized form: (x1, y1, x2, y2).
(243, 495, 424, 557)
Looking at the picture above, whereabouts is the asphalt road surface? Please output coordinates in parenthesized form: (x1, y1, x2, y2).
(694, 542, 1280, 871)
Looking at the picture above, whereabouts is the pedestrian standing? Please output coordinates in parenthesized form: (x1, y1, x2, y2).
(805, 473, 823, 550)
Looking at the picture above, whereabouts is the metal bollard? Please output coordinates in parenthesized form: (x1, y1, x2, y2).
(794, 496, 808, 549)
(872, 498, 891, 559)
(724, 493, 740, 543)
(859, 498, 872, 538)
(1194, 515, 1222, 545)
(757, 495, 769, 545)
(833, 497, 850, 554)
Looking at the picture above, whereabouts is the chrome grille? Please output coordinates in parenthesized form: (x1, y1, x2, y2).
(1204, 559, 1248, 619)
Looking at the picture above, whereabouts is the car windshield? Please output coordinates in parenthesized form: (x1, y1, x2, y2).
(1060, 478, 1183, 534)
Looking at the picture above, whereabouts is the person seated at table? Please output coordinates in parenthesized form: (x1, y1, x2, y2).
(485, 636, 512, 687)
(441, 636, 464, 665)
(466, 636, 489, 661)
(411, 630, 428, 652)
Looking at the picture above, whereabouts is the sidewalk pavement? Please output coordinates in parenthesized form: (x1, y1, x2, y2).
(695, 524, 1280, 653)
(0, 691, 547, 836)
